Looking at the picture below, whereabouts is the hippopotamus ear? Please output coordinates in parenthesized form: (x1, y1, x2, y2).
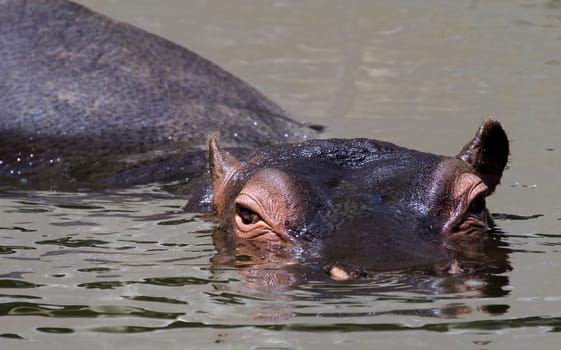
(208, 135, 242, 216)
(457, 119, 509, 193)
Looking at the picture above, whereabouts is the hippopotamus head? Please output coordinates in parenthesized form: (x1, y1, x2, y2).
(208, 119, 509, 278)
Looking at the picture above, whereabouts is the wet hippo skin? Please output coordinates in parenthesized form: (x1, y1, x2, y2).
(0, 0, 316, 190)
(209, 119, 509, 278)
(0, 0, 510, 278)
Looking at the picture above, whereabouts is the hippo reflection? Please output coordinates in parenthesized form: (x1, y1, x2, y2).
(209, 119, 508, 279)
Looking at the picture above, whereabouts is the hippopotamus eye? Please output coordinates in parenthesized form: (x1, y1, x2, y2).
(469, 195, 486, 214)
(236, 205, 262, 225)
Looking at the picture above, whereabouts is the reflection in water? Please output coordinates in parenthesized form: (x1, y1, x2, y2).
(209, 222, 513, 320)
(211, 228, 306, 291)
(0, 189, 557, 341)
(84, 315, 561, 333)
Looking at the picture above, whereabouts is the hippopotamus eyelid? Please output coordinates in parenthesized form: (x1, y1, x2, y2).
(469, 194, 487, 214)
(234, 191, 294, 243)
(236, 205, 262, 225)
(442, 173, 489, 233)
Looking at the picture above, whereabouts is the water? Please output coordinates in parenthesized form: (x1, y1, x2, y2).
(1, 0, 561, 348)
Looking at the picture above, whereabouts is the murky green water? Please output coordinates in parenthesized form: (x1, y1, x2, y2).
(1, 0, 561, 349)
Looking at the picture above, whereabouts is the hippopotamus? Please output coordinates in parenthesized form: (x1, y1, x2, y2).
(209, 119, 509, 279)
(0, 0, 316, 191)
(0, 0, 510, 278)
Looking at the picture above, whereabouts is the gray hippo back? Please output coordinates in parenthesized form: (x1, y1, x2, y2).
(0, 0, 315, 190)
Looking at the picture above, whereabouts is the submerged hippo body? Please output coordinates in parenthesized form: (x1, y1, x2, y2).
(210, 119, 509, 278)
(0, 0, 314, 190)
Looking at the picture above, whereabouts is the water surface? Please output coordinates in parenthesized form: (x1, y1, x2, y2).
(1, 0, 561, 349)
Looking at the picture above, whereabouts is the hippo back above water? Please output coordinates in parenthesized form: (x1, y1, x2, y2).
(0, 0, 315, 189)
